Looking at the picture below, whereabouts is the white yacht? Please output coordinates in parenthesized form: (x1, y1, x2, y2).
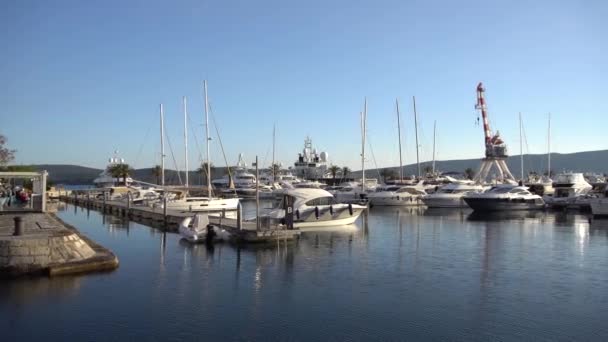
(590, 187, 608, 217)
(293, 137, 328, 180)
(422, 183, 486, 208)
(367, 185, 427, 207)
(93, 154, 133, 188)
(261, 188, 367, 228)
(545, 172, 592, 209)
(463, 185, 545, 211)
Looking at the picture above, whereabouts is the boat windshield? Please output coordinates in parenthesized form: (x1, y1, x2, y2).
(489, 187, 515, 194)
(305, 196, 337, 206)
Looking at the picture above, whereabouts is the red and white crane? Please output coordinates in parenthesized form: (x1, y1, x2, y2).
(472, 82, 516, 184)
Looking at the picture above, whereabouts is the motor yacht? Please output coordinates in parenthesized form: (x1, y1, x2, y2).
(262, 188, 367, 228)
(367, 185, 427, 207)
(545, 172, 592, 209)
(422, 183, 486, 208)
(463, 184, 545, 211)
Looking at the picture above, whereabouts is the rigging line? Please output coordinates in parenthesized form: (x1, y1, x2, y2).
(187, 114, 206, 166)
(164, 130, 183, 185)
(366, 134, 382, 181)
(208, 101, 235, 193)
(132, 118, 153, 168)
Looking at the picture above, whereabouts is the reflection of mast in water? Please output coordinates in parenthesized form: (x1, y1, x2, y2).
(159, 232, 167, 268)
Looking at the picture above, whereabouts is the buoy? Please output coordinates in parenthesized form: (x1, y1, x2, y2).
(348, 203, 353, 216)
(329, 205, 334, 215)
(296, 209, 300, 220)
(315, 206, 320, 219)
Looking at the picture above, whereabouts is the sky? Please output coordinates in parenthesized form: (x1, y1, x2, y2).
(1, 0, 607, 172)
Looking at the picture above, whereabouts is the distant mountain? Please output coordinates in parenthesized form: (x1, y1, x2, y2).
(29, 164, 232, 186)
(27, 149, 608, 185)
(350, 150, 608, 179)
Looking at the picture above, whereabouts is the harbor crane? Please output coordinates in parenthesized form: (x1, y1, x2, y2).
(473, 82, 516, 184)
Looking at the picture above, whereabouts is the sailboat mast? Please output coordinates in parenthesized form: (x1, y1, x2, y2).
(432, 120, 436, 175)
(519, 112, 523, 180)
(412, 96, 421, 178)
(183, 96, 189, 189)
(361, 98, 367, 194)
(272, 123, 276, 182)
(204, 80, 212, 197)
(396, 99, 403, 182)
(160, 103, 165, 186)
(547, 113, 551, 177)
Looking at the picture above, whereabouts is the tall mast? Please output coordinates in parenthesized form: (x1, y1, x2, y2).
(412, 96, 421, 178)
(396, 99, 403, 182)
(272, 123, 276, 182)
(432, 120, 436, 175)
(519, 112, 523, 180)
(160, 103, 165, 186)
(183, 96, 189, 189)
(204, 80, 212, 197)
(547, 113, 551, 177)
(361, 98, 367, 194)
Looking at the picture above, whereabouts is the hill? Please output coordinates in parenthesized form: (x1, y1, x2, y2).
(26, 150, 608, 185)
(351, 150, 608, 179)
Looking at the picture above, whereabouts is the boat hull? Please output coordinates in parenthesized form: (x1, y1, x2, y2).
(369, 196, 424, 207)
(422, 196, 468, 208)
(165, 198, 239, 212)
(463, 198, 545, 211)
(591, 199, 608, 217)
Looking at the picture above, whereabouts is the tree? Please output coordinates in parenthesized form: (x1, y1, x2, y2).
(196, 162, 214, 185)
(107, 163, 132, 185)
(328, 165, 340, 179)
(423, 165, 433, 176)
(464, 167, 475, 180)
(151, 165, 162, 185)
(270, 163, 281, 180)
(342, 166, 351, 178)
(380, 168, 398, 182)
(0, 134, 16, 167)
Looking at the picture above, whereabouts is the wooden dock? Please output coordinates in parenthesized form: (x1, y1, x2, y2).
(60, 194, 300, 243)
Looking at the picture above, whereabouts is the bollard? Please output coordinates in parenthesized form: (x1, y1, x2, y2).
(13, 216, 24, 236)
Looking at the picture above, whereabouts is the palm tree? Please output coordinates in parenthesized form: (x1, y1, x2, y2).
(423, 165, 433, 176)
(342, 166, 351, 179)
(328, 165, 340, 179)
(196, 162, 213, 185)
(107, 163, 132, 185)
(464, 167, 475, 180)
(270, 163, 281, 180)
(151, 165, 162, 185)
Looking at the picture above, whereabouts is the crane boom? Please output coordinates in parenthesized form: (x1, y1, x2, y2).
(475, 82, 492, 145)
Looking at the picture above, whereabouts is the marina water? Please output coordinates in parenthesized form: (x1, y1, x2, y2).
(2, 203, 608, 340)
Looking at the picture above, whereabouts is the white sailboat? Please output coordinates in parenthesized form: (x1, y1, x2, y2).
(172, 81, 239, 215)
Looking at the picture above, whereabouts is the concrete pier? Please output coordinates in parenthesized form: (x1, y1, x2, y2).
(0, 212, 118, 278)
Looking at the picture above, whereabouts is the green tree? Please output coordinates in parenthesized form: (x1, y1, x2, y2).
(342, 166, 351, 178)
(423, 165, 433, 176)
(151, 165, 162, 185)
(0, 134, 16, 168)
(464, 167, 476, 180)
(196, 162, 214, 185)
(328, 165, 340, 179)
(270, 163, 281, 180)
(107, 163, 132, 186)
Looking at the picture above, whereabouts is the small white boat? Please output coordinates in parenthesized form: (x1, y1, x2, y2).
(179, 214, 231, 242)
(464, 185, 545, 211)
(422, 183, 486, 208)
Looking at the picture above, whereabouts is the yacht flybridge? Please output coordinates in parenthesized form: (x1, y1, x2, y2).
(293, 137, 328, 180)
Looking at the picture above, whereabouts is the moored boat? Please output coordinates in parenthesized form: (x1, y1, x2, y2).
(463, 185, 545, 211)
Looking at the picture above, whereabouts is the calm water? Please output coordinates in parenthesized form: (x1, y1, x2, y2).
(2, 203, 608, 341)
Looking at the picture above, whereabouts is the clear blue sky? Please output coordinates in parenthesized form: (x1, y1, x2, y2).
(1, 0, 606, 171)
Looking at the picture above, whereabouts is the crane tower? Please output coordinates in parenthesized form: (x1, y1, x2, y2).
(473, 82, 516, 184)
